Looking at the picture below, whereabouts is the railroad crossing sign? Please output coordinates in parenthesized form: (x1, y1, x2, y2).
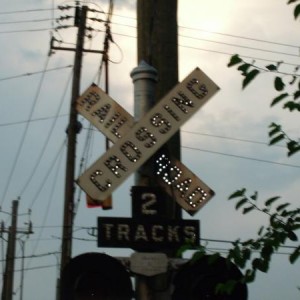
(76, 67, 219, 214)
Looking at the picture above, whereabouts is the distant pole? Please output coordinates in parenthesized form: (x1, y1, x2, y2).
(60, 4, 87, 279)
(1, 200, 18, 300)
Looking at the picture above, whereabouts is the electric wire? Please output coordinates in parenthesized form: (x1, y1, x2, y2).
(0, 8, 57, 15)
(0, 65, 72, 82)
(26, 139, 65, 273)
(179, 34, 300, 58)
(0, 18, 53, 25)
(0, 114, 68, 128)
(1, 9, 300, 51)
(105, 30, 300, 67)
(0, 251, 61, 262)
(18, 70, 72, 196)
(178, 25, 300, 50)
(182, 130, 286, 148)
(74, 122, 95, 217)
(28, 138, 66, 209)
(110, 20, 300, 58)
(2, 12, 299, 63)
(182, 145, 300, 169)
(0, 28, 53, 34)
(0, 56, 50, 208)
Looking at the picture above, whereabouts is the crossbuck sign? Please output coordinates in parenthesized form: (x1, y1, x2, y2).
(76, 67, 219, 214)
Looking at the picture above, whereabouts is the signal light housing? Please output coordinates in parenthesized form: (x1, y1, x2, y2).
(60, 252, 133, 300)
(172, 254, 248, 300)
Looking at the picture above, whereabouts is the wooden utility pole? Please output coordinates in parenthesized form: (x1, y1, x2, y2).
(1, 200, 33, 300)
(137, 0, 181, 220)
(60, 4, 87, 278)
(135, 1, 180, 299)
(1, 200, 18, 300)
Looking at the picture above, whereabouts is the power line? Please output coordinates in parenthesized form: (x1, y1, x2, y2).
(110, 16, 300, 50)
(0, 65, 72, 82)
(18, 70, 72, 196)
(0, 8, 57, 15)
(179, 34, 300, 58)
(179, 25, 300, 49)
(182, 145, 300, 169)
(106, 30, 300, 67)
(0, 114, 68, 127)
(178, 43, 300, 67)
(0, 18, 53, 25)
(0, 28, 53, 34)
(29, 138, 66, 209)
(0, 56, 51, 208)
(182, 130, 286, 148)
(0, 251, 60, 262)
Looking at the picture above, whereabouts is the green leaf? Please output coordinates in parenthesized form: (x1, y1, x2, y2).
(244, 269, 256, 283)
(258, 226, 264, 236)
(228, 188, 246, 200)
(266, 64, 277, 71)
(283, 101, 300, 111)
(287, 0, 299, 4)
(268, 123, 281, 137)
(261, 244, 273, 259)
(287, 140, 300, 156)
(294, 90, 300, 100)
(228, 54, 243, 67)
(276, 203, 290, 212)
(191, 249, 206, 262)
(294, 4, 300, 19)
(289, 246, 300, 264)
(243, 206, 256, 214)
(274, 76, 285, 91)
(235, 198, 248, 210)
(252, 258, 269, 272)
(287, 230, 298, 242)
(242, 69, 260, 89)
(289, 75, 297, 85)
(238, 63, 251, 75)
(269, 133, 285, 145)
(265, 196, 280, 206)
(250, 191, 258, 201)
(270, 93, 289, 107)
(215, 280, 237, 296)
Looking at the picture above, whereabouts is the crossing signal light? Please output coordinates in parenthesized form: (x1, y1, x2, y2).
(60, 252, 133, 300)
(172, 254, 248, 300)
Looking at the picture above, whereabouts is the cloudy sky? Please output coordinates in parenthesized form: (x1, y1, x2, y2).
(0, 0, 300, 299)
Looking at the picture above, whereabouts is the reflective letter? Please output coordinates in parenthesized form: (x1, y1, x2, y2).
(120, 141, 142, 162)
(134, 225, 148, 241)
(104, 155, 127, 178)
(152, 225, 164, 242)
(118, 224, 130, 241)
(90, 170, 112, 192)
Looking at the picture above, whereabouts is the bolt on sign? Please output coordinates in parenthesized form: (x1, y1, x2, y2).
(76, 67, 220, 214)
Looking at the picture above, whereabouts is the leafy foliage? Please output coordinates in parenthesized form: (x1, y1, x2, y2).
(226, 189, 300, 282)
(287, 0, 300, 19)
(179, 4, 300, 296)
(179, 190, 300, 294)
(227, 53, 300, 156)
